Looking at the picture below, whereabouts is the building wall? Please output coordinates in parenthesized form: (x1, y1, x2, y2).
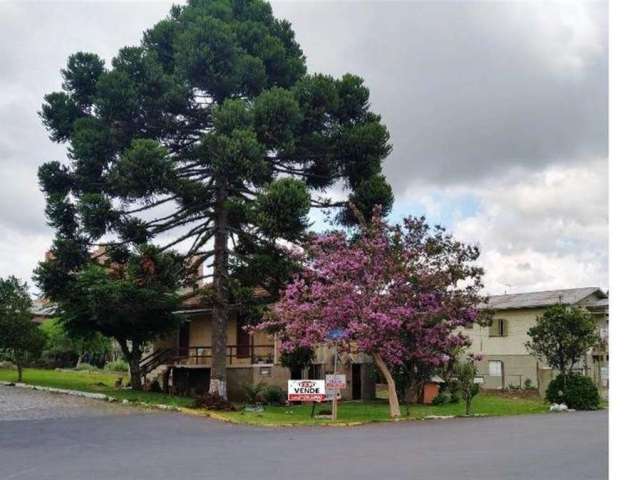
(466, 308, 547, 357)
(467, 293, 608, 394)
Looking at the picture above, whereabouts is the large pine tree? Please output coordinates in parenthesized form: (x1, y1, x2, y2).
(36, 0, 393, 397)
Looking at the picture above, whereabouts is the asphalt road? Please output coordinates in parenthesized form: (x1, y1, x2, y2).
(0, 386, 607, 480)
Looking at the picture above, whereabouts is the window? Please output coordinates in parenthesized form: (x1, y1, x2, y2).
(489, 319, 508, 337)
(308, 364, 323, 380)
(489, 360, 503, 377)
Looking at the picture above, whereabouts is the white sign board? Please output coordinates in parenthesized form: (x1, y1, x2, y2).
(473, 376, 485, 384)
(288, 380, 325, 402)
(325, 388, 342, 401)
(325, 374, 347, 390)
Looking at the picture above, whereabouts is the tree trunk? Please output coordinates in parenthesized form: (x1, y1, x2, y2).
(210, 186, 229, 398)
(117, 338, 143, 391)
(373, 353, 401, 418)
(16, 355, 23, 382)
(128, 347, 143, 391)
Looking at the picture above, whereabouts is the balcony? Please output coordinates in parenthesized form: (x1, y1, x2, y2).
(172, 344, 276, 367)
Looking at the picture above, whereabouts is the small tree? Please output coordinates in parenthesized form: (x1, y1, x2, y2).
(40, 318, 112, 368)
(35, 246, 182, 390)
(525, 304, 599, 377)
(0, 277, 46, 381)
(451, 355, 481, 416)
(257, 210, 485, 418)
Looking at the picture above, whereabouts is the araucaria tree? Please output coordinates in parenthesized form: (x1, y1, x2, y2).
(257, 211, 485, 418)
(0, 277, 46, 381)
(37, 247, 182, 390)
(525, 304, 599, 377)
(37, 0, 393, 398)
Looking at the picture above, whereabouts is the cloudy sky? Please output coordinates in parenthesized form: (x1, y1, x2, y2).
(0, 0, 608, 295)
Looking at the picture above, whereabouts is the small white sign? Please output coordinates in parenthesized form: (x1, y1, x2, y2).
(325, 388, 342, 401)
(288, 380, 326, 402)
(325, 374, 347, 390)
(474, 376, 485, 384)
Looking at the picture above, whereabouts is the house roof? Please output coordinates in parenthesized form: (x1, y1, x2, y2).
(484, 287, 606, 311)
(30, 299, 57, 322)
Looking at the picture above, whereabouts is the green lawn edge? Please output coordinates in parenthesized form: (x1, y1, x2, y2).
(3, 367, 606, 427)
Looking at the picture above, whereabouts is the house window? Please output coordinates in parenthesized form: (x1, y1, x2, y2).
(308, 364, 323, 380)
(489, 360, 503, 377)
(489, 319, 508, 337)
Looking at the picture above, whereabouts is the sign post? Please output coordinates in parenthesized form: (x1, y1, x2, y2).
(326, 372, 347, 421)
(325, 329, 347, 421)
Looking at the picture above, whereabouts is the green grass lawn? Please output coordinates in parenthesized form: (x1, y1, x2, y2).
(212, 393, 549, 426)
(1, 367, 555, 426)
(0, 368, 195, 408)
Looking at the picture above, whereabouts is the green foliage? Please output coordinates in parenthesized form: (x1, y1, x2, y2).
(431, 392, 450, 406)
(242, 382, 267, 405)
(262, 384, 286, 405)
(546, 374, 600, 410)
(0, 277, 46, 380)
(526, 304, 599, 376)
(105, 359, 129, 372)
(255, 178, 310, 240)
(36, 246, 182, 389)
(451, 357, 481, 415)
(39, 318, 112, 368)
(37, 0, 395, 389)
(279, 346, 315, 371)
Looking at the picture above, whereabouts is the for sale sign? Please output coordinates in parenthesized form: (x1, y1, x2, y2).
(288, 380, 326, 402)
(325, 374, 347, 390)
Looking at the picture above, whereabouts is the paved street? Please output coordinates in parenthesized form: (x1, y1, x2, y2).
(1, 386, 607, 480)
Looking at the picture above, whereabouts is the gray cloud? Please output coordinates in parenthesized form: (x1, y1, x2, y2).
(272, 1, 608, 191)
(0, 0, 608, 293)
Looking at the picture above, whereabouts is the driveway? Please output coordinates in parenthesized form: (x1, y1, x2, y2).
(0, 385, 607, 480)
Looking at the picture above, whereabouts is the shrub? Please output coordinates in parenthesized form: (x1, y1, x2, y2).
(242, 382, 266, 405)
(431, 392, 450, 405)
(74, 362, 100, 371)
(546, 374, 600, 410)
(262, 385, 286, 405)
(524, 378, 534, 390)
(105, 359, 129, 372)
(0, 360, 16, 370)
(195, 393, 237, 411)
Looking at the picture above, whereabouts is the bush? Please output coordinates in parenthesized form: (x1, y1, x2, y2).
(74, 362, 100, 371)
(524, 378, 534, 390)
(195, 393, 237, 411)
(105, 359, 129, 372)
(431, 392, 451, 405)
(262, 385, 286, 405)
(546, 374, 600, 410)
(242, 382, 266, 405)
(0, 360, 16, 370)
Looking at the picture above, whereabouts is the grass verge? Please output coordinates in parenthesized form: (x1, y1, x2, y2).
(211, 393, 549, 426)
(1, 368, 566, 426)
(0, 367, 195, 408)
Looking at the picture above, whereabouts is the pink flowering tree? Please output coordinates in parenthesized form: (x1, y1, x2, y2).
(257, 209, 486, 418)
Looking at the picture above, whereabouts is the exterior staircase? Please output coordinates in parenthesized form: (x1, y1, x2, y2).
(140, 348, 176, 388)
